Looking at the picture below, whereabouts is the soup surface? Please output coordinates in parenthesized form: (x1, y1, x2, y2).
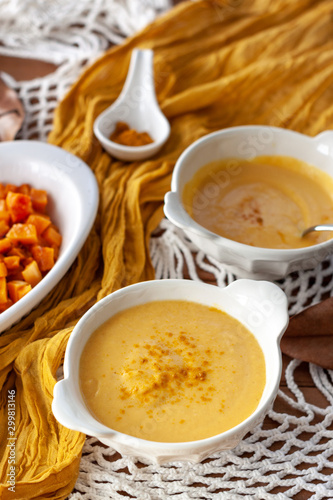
(80, 300, 266, 443)
(182, 156, 333, 249)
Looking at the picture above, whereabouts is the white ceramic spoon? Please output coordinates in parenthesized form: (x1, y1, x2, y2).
(93, 49, 170, 162)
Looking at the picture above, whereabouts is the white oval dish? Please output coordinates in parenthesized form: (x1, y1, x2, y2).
(0, 140, 99, 333)
(93, 49, 170, 162)
(164, 126, 333, 279)
(52, 278, 288, 465)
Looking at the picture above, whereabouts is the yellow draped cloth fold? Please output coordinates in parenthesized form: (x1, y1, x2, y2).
(1, 0, 333, 498)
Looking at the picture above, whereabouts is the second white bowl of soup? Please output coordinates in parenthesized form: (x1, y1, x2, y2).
(164, 126, 333, 279)
(52, 278, 288, 464)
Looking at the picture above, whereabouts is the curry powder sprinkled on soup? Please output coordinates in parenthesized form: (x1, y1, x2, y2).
(79, 300, 266, 443)
(182, 156, 333, 249)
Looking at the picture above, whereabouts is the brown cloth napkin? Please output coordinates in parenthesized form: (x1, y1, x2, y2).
(0, 77, 24, 140)
(281, 297, 333, 369)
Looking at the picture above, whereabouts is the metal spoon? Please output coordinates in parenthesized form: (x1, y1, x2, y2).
(302, 224, 333, 237)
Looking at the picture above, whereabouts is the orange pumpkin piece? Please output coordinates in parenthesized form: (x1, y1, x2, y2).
(6, 192, 32, 223)
(0, 220, 9, 237)
(4, 184, 17, 196)
(7, 271, 23, 281)
(0, 200, 10, 222)
(22, 260, 42, 287)
(0, 262, 7, 278)
(31, 245, 54, 272)
(7, 280, 31, 303)
(0, 277, 8, 304)
(17, 184, 31, 196)
(8, 246, 29, 260)
(7, 223, 38, 245)
(30, 188, 47, 212)
(0, 299, 13, 312)
(26, 214, 51, 235)
(0, 184, 6, 200)
(0, 211, 10, 224)
(52, 246, 59, 261)
(0, 200, 6, 211)
(22, 256, 34, 267)
(36, 236, 47, 249)
(0, 238, 12, 254)
(4, 256, 21, 272)
(42, 225, 62, 247)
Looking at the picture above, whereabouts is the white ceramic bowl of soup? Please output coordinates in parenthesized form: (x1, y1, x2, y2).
(0, 140, 99, 333)
(52, 278, 288, 465)
(164, 126, 333, 279)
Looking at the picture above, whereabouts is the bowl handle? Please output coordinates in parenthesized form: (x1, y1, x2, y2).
(225, 279, 289, 340)
(52, 379, 115, 438)
(313, 130, 333, 155)
(164, 191, 187, 229)
(164, 191, 206, 237)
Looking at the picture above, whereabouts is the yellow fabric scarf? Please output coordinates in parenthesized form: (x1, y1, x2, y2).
(1, 0, 333, 498)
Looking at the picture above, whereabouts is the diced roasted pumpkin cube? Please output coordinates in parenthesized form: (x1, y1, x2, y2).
(0, 299, 13, 312)
(0, 277, 8, 304)
(31, 245, 54, 272)
(5, 184, 17, 196)
(4, 256, 21, 271)
(7, 271, 23, 281)
(0, 220, 9, 237)
(22, 260, 42, 287)
(26, 214, 51, 235)
(22, 257, 34, 267)
(0, 238, 12, 254)
(0, 184, 6, 200)
(7, 280, 31, 303)
(52, 246, 59, 261)
(6, 192, 32, 223)
(7, 224, 38, 245)
(0, 210, 11, 224)
(30, 189, 47, 212)
(36, 235, 48, 247)
(0, 262, 8, 278)
(8, 246, 28, 260)
(17, 184, 31, 196)
(42, 226, 62, 248)
(0, 201, 10, 228)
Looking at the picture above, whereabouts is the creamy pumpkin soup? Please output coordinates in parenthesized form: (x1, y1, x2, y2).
(79, 300, 266, 443)
(183, 156, 333, 249)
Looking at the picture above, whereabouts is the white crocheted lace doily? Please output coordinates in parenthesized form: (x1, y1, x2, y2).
(1, 1, 333, 498)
